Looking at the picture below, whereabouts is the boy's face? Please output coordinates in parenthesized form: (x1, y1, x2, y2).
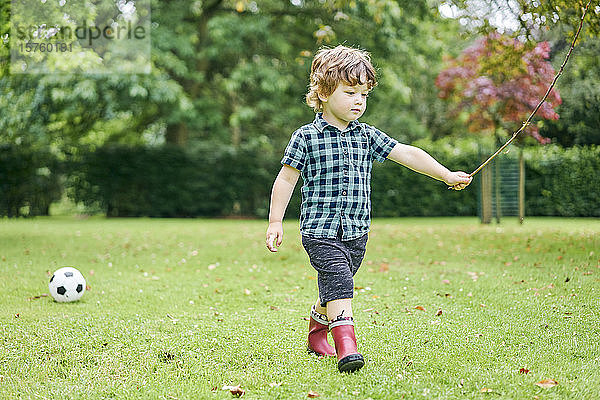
(320, 83, 369, 129)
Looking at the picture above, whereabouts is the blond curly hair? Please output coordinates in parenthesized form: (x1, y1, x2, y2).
(306, 45, 377, 112)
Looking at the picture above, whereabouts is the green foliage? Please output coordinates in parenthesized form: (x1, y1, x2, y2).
(522, 0, 600, 37)
(446, 0, 600, 38)
(541, 39, 600, 146)
(1, 0, 465, 154)
(525, 145, 600, 217)
(0, 144, 61, 216)
(371, 138, 480, 217)
(0, 0, 8, 75)
(67, 140, 279, 217)
(57, 140, 600, 219)
(1, 0, 598, 220)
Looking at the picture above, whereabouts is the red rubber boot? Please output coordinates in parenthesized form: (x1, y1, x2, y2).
(329, 317, 364, 373)
(307, 305, 336, 356)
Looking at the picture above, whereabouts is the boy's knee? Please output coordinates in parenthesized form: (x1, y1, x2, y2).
(318, 273, 354, 306)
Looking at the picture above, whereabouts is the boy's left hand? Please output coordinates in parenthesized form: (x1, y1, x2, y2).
(445, 171, 472, 190)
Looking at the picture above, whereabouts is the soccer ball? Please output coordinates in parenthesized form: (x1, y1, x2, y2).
(49, 267, 86, 302)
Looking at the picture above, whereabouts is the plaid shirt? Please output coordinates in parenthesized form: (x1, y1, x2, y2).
(281, 113, 398, 240)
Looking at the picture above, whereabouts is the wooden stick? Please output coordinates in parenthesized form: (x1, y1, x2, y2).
(469, 0, 592, 178)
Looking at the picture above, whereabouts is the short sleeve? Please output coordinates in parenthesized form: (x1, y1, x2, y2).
(281, 128, 306, 171)
(366, 125, 398, 163)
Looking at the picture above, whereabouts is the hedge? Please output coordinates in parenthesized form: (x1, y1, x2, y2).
(66, 139, 280, 218)
(1, 141, 598, 218)
(525, 145, 600, 217)
(0, 144, 62, 217)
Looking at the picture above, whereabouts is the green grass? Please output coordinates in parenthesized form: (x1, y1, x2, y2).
(1, 217, 598, 399)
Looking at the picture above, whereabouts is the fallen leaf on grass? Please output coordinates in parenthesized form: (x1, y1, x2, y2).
(442, 279, 451, 284)
(435, 309, 443, 316)
(307, 390, 320, 398)
(535, 379, 558, 388)
(244, 288, 251, 296)
(222, 385, 245, 397)
(480, 387, 493, 393)
(415, 306, 426, 311)
(28, 293, 49, 300)
(458, 379, 464, 388)
(519, 368, 530, 374)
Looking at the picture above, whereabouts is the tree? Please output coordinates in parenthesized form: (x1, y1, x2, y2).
(1, 0, 464, 153)
(435, 33, 562, 223)
(443, 0, 600, 39)
(436, 33, 561, 143)
(540, 38, 600, 146)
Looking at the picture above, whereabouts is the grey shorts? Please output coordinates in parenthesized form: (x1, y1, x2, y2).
(301, 230, 369, 307)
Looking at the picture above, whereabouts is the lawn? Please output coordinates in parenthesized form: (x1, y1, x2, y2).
(0, 217, 598, 399)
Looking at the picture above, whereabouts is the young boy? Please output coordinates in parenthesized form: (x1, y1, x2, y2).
(265, 45, 472, 373)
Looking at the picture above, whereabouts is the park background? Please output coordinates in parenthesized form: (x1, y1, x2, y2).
(1, 0, 599, 221)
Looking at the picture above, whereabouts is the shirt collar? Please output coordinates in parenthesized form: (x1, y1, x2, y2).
(312, 112, 360, 133)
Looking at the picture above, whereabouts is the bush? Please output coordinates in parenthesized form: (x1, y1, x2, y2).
(371, 138, 480, 217)
(67, 139, 280, 218)
(0, 144, 62, 217)
(525, 145, 600, 217)
(6, 140, 596, 218)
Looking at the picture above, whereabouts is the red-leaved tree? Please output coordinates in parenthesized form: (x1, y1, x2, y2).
(436, 33, 562, 144)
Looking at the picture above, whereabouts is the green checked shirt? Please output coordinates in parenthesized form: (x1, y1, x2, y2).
(281, 113, 398, 240)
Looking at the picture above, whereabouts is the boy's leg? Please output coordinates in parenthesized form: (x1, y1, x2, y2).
(302, 233, 366, 371)
(327, 297, 363, 372)
(326, 298, 353, 321)
(327, 233, 368, 373)
(307, 296, 336, 356)
(314, 298, 327, 315)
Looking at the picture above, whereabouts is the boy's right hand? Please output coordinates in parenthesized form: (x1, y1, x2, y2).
(266, 222, 283, 252)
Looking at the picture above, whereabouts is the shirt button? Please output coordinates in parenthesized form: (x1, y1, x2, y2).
(343, 149, 348, 155)
(341, 132, 346, 137)
(342, 191, 347, 195)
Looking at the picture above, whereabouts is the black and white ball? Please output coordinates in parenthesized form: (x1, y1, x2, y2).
(49, 267, 86, 302)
